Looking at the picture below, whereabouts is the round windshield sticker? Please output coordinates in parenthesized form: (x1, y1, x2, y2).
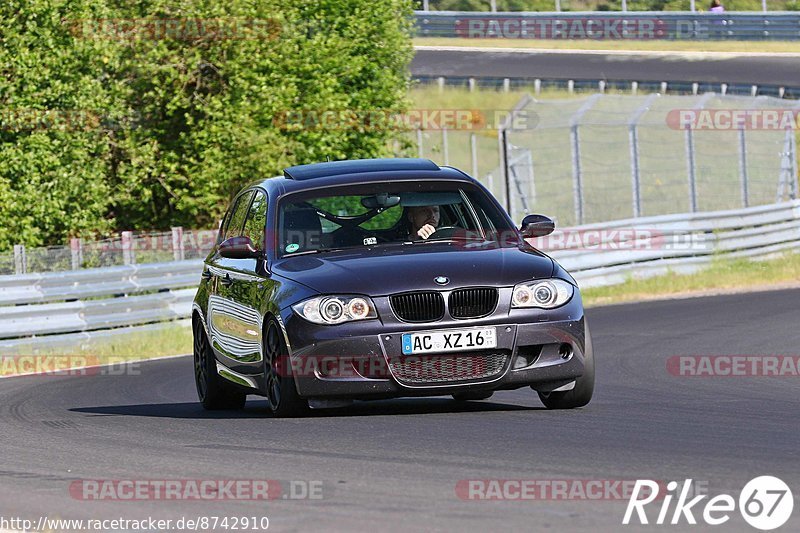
(285, 243, 300, 253)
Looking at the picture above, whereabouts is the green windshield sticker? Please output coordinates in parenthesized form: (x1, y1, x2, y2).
(285, 243, 300, 253)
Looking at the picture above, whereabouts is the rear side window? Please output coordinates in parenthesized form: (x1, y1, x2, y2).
(221, 190, 255, 241)
(243, 191, 268, 250)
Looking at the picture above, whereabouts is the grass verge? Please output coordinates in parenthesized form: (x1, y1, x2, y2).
(0, 323, 193, 377)
(582, 251, 800, 307)
(415, 37, 800, 54)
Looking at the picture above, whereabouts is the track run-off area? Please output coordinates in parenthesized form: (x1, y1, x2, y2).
(0, 289, 798, 531)
(411, 46, 800, 87)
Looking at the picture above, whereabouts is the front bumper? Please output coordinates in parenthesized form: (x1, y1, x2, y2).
(280, 288, 589, 400)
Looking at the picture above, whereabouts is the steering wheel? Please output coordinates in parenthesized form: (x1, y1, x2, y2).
(426, 225, 460, 240)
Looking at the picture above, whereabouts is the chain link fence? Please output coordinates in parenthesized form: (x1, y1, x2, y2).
(411, 92, 800, 226)
(0, 229, 218, 275)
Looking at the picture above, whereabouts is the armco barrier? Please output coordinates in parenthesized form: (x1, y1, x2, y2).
(415, 11, 800, 41)
(543, 199, 800, 286)
(0, 200, 798, 342)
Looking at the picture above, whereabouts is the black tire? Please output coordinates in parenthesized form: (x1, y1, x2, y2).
(537, 323, 594, 409)
(263, 319, 309, 418)
(452, 391, 494, 401)
(193, 318, 247, 410)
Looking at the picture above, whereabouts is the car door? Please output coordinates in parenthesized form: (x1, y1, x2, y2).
(209, 189, 273, 376)
(207, 189, 260, 368)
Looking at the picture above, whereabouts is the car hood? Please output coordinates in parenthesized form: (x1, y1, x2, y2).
(271, 243, 554, 295)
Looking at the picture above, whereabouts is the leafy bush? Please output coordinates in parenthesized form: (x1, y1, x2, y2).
(0, 0, 413, 249)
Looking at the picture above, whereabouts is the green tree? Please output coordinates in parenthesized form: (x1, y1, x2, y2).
(0, 0, 414, 248)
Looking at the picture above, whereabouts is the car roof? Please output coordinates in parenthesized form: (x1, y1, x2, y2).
(245, 158, 479, 197)
(284, 158, 440, 180)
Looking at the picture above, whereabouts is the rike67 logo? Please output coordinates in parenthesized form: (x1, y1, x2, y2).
(623, 477, 794, 530)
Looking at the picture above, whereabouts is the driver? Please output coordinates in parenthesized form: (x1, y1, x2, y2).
(407, 205, 440, 240)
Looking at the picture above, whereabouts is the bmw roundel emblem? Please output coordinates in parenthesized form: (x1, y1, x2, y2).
(434, 276, 449, 285)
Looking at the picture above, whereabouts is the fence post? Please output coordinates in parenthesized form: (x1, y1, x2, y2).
(13, 245, 26, 275)
(686, 129, 698, 213)
(171, 227, 185, 262)
(570, 125, 584, 225)
(501, 128, 512, 216)
(470, 132, 478, 178)
(788, 127, 799, 200)
(629, 126, 642, 218)
(628, 94, 657, 218)
(417, 129, 424, 158)
(70, 238, 83, 270)
(738, 129, 749, 207)
(567, 94, 602, 225)
(121, 231, 134, 265)
(526, 151, 536, 205)
(442, 127, 449, 166)
(685, 93, 713, 213)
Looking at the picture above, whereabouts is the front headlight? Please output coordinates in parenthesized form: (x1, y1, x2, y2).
(292, 295, 378, 325)
(511, 279, 574, 309)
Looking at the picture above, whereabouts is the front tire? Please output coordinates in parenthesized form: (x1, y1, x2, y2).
(263, 319, 308, 418)
(193, 318, 246, 410)
(537, 323, 595, 409)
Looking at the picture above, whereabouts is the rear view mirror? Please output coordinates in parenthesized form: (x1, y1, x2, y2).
(520, 214, 555, 238)
(361, 194, 401, 209)
(219, 236, 260, 259)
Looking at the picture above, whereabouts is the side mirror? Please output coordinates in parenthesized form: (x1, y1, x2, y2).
(520, 214, 555, 238)
(219, 236, 260, 259)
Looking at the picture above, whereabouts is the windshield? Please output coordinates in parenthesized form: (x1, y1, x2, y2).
(278, 181, 517, 257)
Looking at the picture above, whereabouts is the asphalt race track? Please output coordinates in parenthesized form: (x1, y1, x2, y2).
(412, 47, 800, 87)
(1, 289, 799, 532)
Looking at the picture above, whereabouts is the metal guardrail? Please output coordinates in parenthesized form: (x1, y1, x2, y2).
(542, 199, 800, 286)
(415, 11, 800, 41)
(0, 261, 201, 339)
(1, 200, 799, 344)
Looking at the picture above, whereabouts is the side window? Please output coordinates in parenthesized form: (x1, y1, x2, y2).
(217, 209, 231, 244)
(243, 191, 268, 250)
(222, 190, 255, 241)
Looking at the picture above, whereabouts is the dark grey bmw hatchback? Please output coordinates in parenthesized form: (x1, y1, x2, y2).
(192, 158, 594, 416)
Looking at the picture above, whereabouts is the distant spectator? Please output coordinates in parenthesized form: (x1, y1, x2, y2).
(710, 0, 725, 13)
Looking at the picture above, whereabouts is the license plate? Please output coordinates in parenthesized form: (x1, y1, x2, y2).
(401, 327, 497, 355)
